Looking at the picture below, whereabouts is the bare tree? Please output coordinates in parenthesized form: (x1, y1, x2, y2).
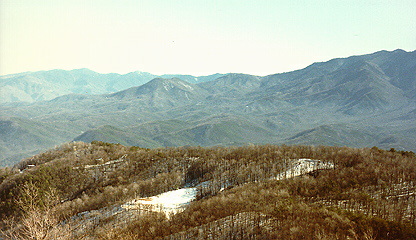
(2, 181, 71, 240)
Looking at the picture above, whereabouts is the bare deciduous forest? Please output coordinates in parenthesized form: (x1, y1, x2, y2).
(1, 141, 415, 239)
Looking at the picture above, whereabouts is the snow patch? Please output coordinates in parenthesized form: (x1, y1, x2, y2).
(121, 158, 334, 217)
(163, 82, 173, 91)
(122, 187, 197, 216)
(275, 158, 334, 180)
(178, 81, 194, 90)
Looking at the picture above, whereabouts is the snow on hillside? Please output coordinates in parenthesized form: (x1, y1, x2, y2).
(122, 187, 197, 216)
(121, 158, 334, 217)
(275, 158, 334, 180)
(67, 158, 336, 235)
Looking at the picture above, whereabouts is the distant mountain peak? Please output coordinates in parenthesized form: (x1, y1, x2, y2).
(1, 49, 416, 166)
(108, 77, 207, 106)
(392, 48, 407, 53)
(70, 68, 95, 72)
(143, 77, 196, 90)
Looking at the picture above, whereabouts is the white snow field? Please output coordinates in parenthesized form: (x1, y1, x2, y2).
(121, 187, 198, 216)
(275, 158, 334, 180)
(121, 158, 334, 217)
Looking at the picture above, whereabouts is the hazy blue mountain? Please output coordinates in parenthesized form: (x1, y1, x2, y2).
(73, 115, 275, 148)
(109, 71, 159, 91)
(0, 70, 224, 103)
(1, 49, 415, 166)
(73, 125, 160, 148)
(0, 117, 75, 166)
(258, 50, 415, 115)
(0, 68, 136, 102)
(282, 124, 382, 147)
(109, 78, 210, 109)
(199, 73, 261, 96)
(260, 50, 415, 92)
(152, 115, 275, 147)
(161, 73, 226, 84)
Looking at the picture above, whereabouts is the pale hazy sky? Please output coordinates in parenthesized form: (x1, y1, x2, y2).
(1, 0, 415, 76)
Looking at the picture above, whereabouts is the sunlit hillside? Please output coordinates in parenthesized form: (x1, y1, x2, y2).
(1, 142, 415, 239)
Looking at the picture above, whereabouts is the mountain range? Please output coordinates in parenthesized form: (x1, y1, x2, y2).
(0, 49, 415, 166)
(0, 69, 224, 103)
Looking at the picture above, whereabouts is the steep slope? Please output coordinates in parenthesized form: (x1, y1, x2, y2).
(358, 49, 416, 98)
(307, 61, 404, 114)
(261, 49, 416, 94)
(199, 73, 261, 96)
(259, 53, 411, 115)
(109, 78, 209, 108)
(0, 117, 74, 166)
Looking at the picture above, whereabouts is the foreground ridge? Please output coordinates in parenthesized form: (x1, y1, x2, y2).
(0, 142, 415, 239)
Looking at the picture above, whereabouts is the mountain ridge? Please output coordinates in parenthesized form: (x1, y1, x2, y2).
(0, 49, 415, 166)
(0, 69, 226, 103)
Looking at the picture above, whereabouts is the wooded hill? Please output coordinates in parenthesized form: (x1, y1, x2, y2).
(1, 142, 415, 239)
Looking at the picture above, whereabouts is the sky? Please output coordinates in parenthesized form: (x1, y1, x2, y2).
(1, 0, 415, 76)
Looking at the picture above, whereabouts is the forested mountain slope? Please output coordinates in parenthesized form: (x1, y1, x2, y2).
(1, 143, 415, 239)
(0, 49, 415, 166)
